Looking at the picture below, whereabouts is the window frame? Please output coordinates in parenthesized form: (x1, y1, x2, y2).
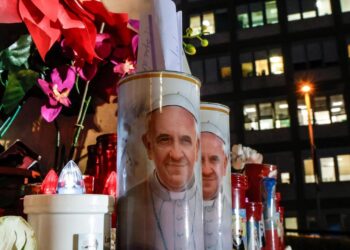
(189, 55, 232, 85)
(240, 48, 284, 78)
(243, 99, 290, 131)
(236, 0, 279, 29)
(303, 153, 350, 184)
(286, 0, 332, 22)
(291, 39, 338, 71)
(297, 94, 347, 126)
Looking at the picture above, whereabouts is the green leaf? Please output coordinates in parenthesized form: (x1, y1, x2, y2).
(2, 69, 38, 114)
(16, 69, 39, 92)
(1, 35, 32, 69)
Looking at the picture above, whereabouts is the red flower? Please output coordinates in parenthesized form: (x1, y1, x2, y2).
(0, 0, 130, 64)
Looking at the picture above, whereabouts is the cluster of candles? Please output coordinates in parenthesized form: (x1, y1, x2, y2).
(40, 160, 116, 197)
(232, 163, 285, 250)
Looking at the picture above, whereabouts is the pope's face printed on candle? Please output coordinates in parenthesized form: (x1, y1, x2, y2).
(142, 106, 199, 192)
(201, 132, 227, 200)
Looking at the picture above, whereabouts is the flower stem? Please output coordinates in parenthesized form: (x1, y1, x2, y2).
(0, 105, 22, 138)
(69, 80, 91, 160)
(68, 22, 106, 162)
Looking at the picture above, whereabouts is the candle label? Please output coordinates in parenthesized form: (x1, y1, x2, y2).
(77, 233, 103, 250)
(232, 208, 247, 250)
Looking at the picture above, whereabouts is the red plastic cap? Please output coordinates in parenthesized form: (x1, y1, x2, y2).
(103, 171, 117, 197)
(40, 169, 58, 194)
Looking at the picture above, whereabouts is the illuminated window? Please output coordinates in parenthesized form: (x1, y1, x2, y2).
(337, 154, 350, 181)
(241, 63, 254, 77)
(218, 56, 231, 80)
(347, 44, 350, 58)
(266, 1, 278, 24)
(189, 12, 216, 36)
(302, 0, 317, 19)
(275, 100, 290, 128)
(316, 0, 332, 16)
(285, 217, 298, 230)
(269, 49, 284, 75)
(220, 67, 231, 80)
(320, 157, 336, 182)
(237, 5, 250, 29)
(244, 100, 290, 131)
(255, 59, 269, 76)
(288, 13, 301, 21)
(304, 159, 316, 183)
(251, 2, 264, 27)
(297, 99, 312, 126)
(202, 12, 215, 35)
(298, 94, 346, 126)
(330, 95, 347, 123)
(255, 50, 269, 76)
(190, 15, 201, 36)
(341, 0, 350, 13)
(244, 104, 259, 130)
(237, 1, 279, 29)
(286, 0, 332, 21)
(241, 49, 284, 78)
(281, 172, 291, 184)
(259, 103, 274, 130)
(314, 96, 331, 125)
(287, 0, 302, 21)
(240, 52, 254, 78)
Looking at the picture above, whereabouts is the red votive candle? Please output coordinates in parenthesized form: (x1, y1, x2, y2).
(232, 173, 248, 250)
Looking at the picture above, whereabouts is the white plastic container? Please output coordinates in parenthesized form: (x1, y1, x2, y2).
(23, 194, 114, 250)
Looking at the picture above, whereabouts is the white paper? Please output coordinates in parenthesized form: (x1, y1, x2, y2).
(137, 14, 160, 71)
(182, 48, 191, 74)
(136, 0, 183, 72)
(177, 11, 183, 72)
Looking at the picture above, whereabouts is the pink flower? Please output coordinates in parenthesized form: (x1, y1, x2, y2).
(38, 66, 76, 122)
(112, 59, 136, 77)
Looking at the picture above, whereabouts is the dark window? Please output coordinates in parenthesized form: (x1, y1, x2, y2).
(291, 39, 338, 70)
(190, 60, 204, 83)
(205, 58, 218, 83)
(215, 9, 229, 33)
(190, 55, 231, 84)
(307, 42, 322, 68)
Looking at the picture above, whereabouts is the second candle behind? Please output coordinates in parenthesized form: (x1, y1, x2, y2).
(200, 102, 233, 250)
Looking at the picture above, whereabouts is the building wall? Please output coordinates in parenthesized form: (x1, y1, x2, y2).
(179, 0, 350, 230)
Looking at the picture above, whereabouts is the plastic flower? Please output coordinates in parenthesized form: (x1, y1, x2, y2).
(112, 59, 136, 77)
(0, 0, 129, 63)
(38, 66, 76, 122)
(69, 33, 114, 81)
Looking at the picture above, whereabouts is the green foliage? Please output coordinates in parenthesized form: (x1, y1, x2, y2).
(1, 70, 38, 114)
(0, 35, 37, 114)
(0, 35, 32, 70)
